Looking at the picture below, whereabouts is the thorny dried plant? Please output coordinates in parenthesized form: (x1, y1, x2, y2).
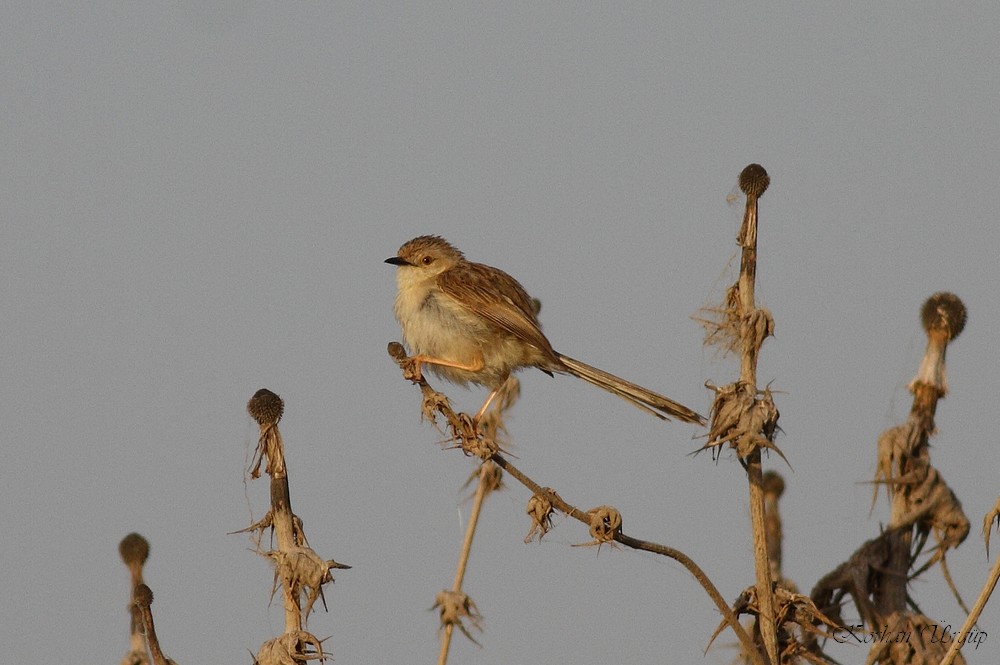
(576, 505, 623, 549)
(388, 342, 768, 665)
(254, 632, 328, 665)
(434, 590, 485, 646)
(437, 398, 516, 663)
(243, 389, 350, 663)
(710, 583, 840, 665)
(524, 488, 558, 544)
(810, 294, 977, 665)
(265, 547, 351, 623)
(696, 164, 784, 665)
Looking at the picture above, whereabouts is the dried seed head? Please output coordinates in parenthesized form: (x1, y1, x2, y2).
(387, 341, 407, 361)
(762, 471, 785, 498)
(247, 388, 284, 425)
(119, 532, 150, 566)
(920, 292, 966, 341)
(133, 583, 154, 608)
(739, 163, 770, 199)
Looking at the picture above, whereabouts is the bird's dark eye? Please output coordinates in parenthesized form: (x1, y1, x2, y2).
(422, 255, 434, 265)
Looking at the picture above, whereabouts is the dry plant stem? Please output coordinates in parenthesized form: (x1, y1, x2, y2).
(258, 420, 301, 632)
(488, 453, 766, 665)
(737, 166, 778, 665)
(876, 293, 966, 616)
(248, 390, 302, 633)
(119, 533, 151, 665)
(134, 585, 170, 665)
(438, 463, 493, 665)
(939, 549, 1000, 665)
(388, 344, 764, 665)
(271, 466, 301, 632)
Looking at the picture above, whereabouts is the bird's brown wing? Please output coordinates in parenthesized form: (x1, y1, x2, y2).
(436, 261, 557, 357)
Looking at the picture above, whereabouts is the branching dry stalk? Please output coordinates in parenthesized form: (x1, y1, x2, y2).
(119, 532, 151, 665)
(698, 164, 781, 665)
(388, 343, 768, 665)
(244, 388, 350, 665)
(436, 378, 514, 663)
(437, 460, 500, 663)
(810, 293, 973, 665)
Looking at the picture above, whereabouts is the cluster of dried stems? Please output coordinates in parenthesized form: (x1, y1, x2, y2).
(117, 532, 182, 665)
(384, 164, 993, 665)
(116, 389, 352, 665)
(113, 164, 995, 665)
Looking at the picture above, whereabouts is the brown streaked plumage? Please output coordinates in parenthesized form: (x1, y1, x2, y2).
(386, 235, 704, 425)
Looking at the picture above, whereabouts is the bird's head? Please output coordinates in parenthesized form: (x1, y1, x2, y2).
(385, 235, 464, 279)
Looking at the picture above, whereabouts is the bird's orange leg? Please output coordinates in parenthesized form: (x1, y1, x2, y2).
(408, 354, 485, 380)
(473, 387, 502, 423)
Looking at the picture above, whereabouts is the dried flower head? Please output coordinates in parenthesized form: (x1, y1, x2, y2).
(247, 388, 284, 426)
(739, 163, 770, 199)
(119, 532, 150, 567)
(920, 292, 967, 341)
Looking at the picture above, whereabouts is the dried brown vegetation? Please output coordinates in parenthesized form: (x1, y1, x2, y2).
(386, 165, 992, 665)
(240, 388, 351, 664)
(111, 165, 994, 665)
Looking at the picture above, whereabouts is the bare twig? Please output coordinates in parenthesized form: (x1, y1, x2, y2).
(437, 461, 497, 663)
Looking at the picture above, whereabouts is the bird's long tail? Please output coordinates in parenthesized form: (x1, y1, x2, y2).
(557, 354, 706, 425)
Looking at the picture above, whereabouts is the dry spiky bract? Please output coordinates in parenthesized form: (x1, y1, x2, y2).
(434, 590, 484, 646)
(524, 489, 557, 544)
(583, 505, 622, 546)
(702, 382, 784, 462)
(708, 584, 839, 664)
(266, 547, 351, 622)
(256, 631, 328, 665)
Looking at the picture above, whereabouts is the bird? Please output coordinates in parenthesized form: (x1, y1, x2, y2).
(385, 235, 705, 425)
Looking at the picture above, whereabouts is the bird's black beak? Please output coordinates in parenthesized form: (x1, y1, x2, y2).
(385, 256, 410, 266)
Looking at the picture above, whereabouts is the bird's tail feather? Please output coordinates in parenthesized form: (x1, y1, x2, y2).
(557, 354, 706, 425)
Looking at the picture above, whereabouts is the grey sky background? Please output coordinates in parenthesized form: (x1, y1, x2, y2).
(3, 3, 998, 663)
